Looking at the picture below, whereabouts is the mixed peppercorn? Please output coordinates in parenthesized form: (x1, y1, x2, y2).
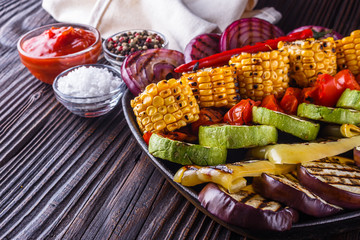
(106, 30, 165, 59)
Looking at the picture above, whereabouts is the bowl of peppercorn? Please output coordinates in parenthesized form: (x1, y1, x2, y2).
(103, 29, 168, 68)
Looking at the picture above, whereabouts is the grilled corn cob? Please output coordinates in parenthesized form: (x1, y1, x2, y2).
(336, 30, 360, 75)
(279, 37, 337, 88)
(131, 78, 200, 133)
(182, 66, 241, 108)
(229, 49, 290, 101)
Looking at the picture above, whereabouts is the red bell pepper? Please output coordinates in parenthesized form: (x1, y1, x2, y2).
(224, 99, 260, 125)
(280, 87, 302, 115)
(302, 70, 360, 107)
(260, 94, 284, 113)
(175, 29, 313, 73)
(336, 69, 360, 90)
(143, 132, 153, 145)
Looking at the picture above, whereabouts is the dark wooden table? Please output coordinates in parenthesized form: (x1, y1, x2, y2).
(1, 0, 360, 239)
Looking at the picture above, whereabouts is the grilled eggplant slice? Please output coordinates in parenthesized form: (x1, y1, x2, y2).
(253, 172, 342, 217)
(298, 157, 360, 209)
(198, 183, 298, 231)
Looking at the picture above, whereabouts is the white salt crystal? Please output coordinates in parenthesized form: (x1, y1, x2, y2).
(57, 66, 122, 98)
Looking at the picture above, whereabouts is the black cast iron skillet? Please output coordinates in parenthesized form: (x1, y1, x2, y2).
(122, 89, 360, 240)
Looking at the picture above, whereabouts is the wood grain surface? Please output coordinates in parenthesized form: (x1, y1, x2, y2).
(1, 0, 360, 239)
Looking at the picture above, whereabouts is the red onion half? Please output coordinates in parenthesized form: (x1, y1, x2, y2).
(121, 48, 185, 96)
(184, 33, 220, 63)
(220, 18, 284, 52)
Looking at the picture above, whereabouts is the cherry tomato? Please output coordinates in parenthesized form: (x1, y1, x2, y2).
(224, 99, 260, 125)
(260, 94, 284, 112)
(280, 87, 302, 115)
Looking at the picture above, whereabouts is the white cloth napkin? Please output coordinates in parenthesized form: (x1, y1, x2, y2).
(42, 0, 282, 51)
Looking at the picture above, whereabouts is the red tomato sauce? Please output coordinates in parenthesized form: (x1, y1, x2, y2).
(19, 25, 102, 84)
(22, 26, 96, 57)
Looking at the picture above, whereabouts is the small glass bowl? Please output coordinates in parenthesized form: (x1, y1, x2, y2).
(103, 29, 168, 68)
(53, 64, 127, 118)
(17, 22, 102, 84)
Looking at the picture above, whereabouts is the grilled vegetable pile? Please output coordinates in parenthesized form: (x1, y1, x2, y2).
(122, 17, 360, 232)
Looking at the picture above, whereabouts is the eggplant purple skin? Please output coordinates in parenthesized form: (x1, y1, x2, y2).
(298, 166, 360, 209)
(198, 183, 298, 232)
(253, 174, 342, 218)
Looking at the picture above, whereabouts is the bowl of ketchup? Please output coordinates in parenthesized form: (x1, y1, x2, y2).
(17, 23, 102, 84)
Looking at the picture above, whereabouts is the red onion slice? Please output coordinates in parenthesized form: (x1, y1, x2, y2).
(121, 49, 184, 96)
(121, 51, 143, 96)
(184, 33, 220, 63)
(220, 18, 284, 52)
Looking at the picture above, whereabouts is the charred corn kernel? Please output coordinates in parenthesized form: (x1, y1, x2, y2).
(158, 106, 167, 115)
(164, 95, 175, 105)
(336, 30, 360, 75)
(182, 65, 240, 108)
(173, 110, 183, 120)
(154, 120, 166, 132)
(167, 103, 179, 113)
(144, 123, 154, 132)
(141, 116, 151, 126)
(146, 106, 157, 116)
(229, 49, 290, 101)
(131, 78, 200, 133)
(199, 89, 213, 95)
(151, 113, 163, 122)
(164, 114, 177, 124)
(281, 37, 336, 88)
(178, 100, 187, 108)
(157, 80, 169, 91)
(140, 94, 153, 107)
(152, 96, 164, 107)
(172, 86, 181, 95)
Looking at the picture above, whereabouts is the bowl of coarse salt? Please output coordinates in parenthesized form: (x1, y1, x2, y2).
(53, 64, 126, 117)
